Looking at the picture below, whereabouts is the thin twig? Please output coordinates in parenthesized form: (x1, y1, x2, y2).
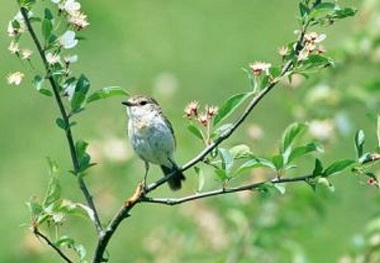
(34, 228, 74, 263)
(19, 6, 103, 234)
(92, 19, 310, 263)
(142, 174, 315, 205)
(145, 23, 308, 194)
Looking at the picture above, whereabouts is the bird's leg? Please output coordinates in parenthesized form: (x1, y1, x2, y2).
(143, 161, 149, 192)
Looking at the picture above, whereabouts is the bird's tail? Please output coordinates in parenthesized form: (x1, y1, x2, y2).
(160, 163, 185, 191)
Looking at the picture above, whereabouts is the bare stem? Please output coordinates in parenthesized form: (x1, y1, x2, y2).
(142, 174, 315, 205)
(19, 7, 103, 234)
(34, 228, 74, 263)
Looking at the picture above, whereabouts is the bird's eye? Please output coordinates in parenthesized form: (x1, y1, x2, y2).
(139, 100, 148, 106)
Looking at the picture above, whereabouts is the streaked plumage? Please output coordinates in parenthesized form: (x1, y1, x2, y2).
(122, 95, 185, 190)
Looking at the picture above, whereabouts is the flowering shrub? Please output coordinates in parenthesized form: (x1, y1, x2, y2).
(5, 0, 380, 262)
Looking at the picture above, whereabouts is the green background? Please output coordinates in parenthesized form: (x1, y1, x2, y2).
(1, 0, 378, 262)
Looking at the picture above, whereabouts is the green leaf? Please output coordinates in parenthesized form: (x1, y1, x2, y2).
(272, 154, 284, 171)
(299, 2, 310, 18)
(57, 199, 95, 222)
(39, 89, 53, 97)
(323, 159, 355, 177)
(86, 86, 128, 104)
(269, 66, 282, 79)
(42, 18, 53, 42)
(33, 75, 52, 97)
(55, 236, 75, 247)
(354, 130, 365, 159)
(55, 235, 87, 259)
(55, 118, 66, 130)
(219, 148, 233, 174)
(281, 122, 307, 153)
(332, 7, 357, 19)
(75, 140, 93, 172)
(301, 55, 333, 70)
(187, 123, 204, 141)
(282, 145, 293, 165)
(358, 152, 374, 164)
(312, 158, 324, 176)
(32, 75, 44, 89)
(288, 142, 323, 163)
(274, 183, 286, 195)
(76, 203, 96, 222)
(305, 177, 317, 192)
(309, 2, 336, 19)
(235, 157, 276, 176)
(74, 244, 87, 260)
(26, 199, 43, 218)
(44, 8, 54, 20)
(257, 182, 282, 197)
(18, 0, 36, 8)
(194, 166, 205, 192)
(43, 158, 61, 206)
(71, 74, 90, 113)
(213, 92, 252, 126)
(242, 67, 256, 91)
(215, 168, 230, 183)
(229, 144, 252, 159)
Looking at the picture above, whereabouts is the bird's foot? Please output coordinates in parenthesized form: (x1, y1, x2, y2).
(124, 182, 145, 207)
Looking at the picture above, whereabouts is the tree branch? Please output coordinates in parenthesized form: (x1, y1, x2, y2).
(19, 7, 103, 234)
(141, 174, 315, 205)
(145, 23, 308, 194)
(92, 18, 310, 263)
(92, 183, 144, 263)
(33, 227, 74, 263)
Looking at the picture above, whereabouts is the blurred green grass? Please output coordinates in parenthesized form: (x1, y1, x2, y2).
(1, 0, 377, 262)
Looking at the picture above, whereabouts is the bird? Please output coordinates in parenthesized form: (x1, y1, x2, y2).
(122, 95, 185, 191)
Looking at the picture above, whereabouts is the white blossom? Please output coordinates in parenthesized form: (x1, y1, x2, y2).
(64, 54, 78, 64)
(7, 11, 32, 37)
(8, 41, 20, 54)
(7, 20, 25, 37)
(7, 71, 25, 85)
(21, 49, 33, 60)
(68, 11, 90, 30)
(64, 0, 81, 15)
(249, 61, 272, 76)
(46, 52, 61, 65)
(59, 30, 78, 49)
(63, 83, 76, 100)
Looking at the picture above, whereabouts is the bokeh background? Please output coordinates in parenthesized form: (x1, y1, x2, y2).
(1, 0, 379, 262)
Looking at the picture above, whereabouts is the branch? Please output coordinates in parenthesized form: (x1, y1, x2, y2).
(92, 20, 311, 263)
(92, 183, 144, 263)
(142, 174, 315, 205)
(34, 227, 74, 263)
(145, 23, 308, 194)
(19, 7, 103, 234)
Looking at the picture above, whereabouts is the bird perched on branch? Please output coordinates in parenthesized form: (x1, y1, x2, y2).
(122, 95, 185, 191)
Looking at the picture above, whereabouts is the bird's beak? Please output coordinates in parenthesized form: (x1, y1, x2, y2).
(122, 100, 132, 107)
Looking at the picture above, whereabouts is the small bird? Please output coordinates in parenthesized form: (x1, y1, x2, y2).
(122, 95, 185, 191)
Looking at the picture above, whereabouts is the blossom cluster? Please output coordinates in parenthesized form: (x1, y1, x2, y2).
(298, 31, 326, 61)
(6, 0, 89, 86)
(249, 61, 272, 76)
(52, 0, 89, 30)
(184, 101, 218, 127)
